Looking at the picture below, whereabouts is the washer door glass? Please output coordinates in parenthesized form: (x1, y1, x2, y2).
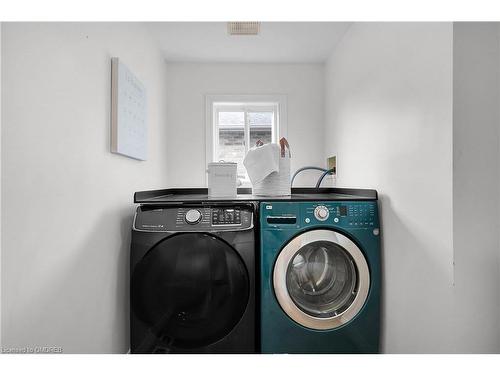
(273, 229, 370, 330)
(131, 233, 249, 350)
(286, 240, 357, 318)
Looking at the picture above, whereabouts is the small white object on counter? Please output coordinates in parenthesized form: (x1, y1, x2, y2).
(207, 162, 238, 197)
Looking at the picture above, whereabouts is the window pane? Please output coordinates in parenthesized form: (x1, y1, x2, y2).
(217, 129, 247, 180)
(217, 111, 246, 179)
(218, 111, 244, 127)
(249, 112, 273, 146)
(214, 109, 276, 182)
(248, 112, 273, 127)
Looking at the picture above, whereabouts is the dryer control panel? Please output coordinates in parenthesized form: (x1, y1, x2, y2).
(134, 205, 253, 232)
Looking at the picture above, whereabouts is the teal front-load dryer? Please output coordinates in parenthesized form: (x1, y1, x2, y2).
(260, 200, 381, 353)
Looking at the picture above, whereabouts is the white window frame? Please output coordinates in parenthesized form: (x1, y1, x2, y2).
(205, 94, 288, 186)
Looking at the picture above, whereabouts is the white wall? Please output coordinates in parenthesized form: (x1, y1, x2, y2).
(324, 23, 456, 352)
(0, 21, 3, 348)
(1, 23, 168, 353)
(452, 22, 500, 353)
(165, 63, 325, 187)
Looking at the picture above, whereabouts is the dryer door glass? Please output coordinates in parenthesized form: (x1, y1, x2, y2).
(273, 229, 370, 330)
(131, 233, 249, 351)
(286, 240, 357, 318)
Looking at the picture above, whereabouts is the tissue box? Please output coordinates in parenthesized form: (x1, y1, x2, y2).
(207, 162, 237, 197)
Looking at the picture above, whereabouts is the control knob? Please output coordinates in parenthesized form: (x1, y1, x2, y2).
(314, 206, 330, 221)
(185, 209, 202, 224)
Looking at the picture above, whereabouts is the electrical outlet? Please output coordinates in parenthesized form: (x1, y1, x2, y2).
(327, 155, 337, 176)
(325, 155, 337, 187)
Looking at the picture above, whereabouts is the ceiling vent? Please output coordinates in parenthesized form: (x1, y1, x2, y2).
(227, 22, 260, 36)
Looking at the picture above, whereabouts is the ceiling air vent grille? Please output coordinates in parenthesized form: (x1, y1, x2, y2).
(227, 22, 260, 36)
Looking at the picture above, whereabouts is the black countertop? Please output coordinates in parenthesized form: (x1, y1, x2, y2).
(134, 187, 377, 205)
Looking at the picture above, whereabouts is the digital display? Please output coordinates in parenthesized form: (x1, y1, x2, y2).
(339, 206, 348, 217)
(212, 208, 241, 225)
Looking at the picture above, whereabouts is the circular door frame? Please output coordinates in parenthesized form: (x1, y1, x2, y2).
(273, 229, 370, 330)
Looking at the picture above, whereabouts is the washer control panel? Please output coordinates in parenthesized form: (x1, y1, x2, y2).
(262, 201, 379, 231)
(134, 205, 253, 232)
(306, 202, 377, 228)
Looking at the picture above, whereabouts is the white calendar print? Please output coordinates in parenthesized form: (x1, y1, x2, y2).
(111, 58, 147, 160)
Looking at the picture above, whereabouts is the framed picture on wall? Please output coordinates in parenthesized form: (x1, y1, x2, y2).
(110, 57, 147, 161)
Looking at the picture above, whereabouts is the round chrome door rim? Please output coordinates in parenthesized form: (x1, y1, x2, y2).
(273, 229, 370, 330)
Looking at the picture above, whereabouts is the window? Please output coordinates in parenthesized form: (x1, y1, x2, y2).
(206, 95, 287, 185)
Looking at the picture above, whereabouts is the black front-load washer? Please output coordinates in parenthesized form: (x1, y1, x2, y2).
(130, 203, 256, 353)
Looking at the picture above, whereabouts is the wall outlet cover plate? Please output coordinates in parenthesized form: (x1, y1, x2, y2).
(327, 155, 337, 175)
